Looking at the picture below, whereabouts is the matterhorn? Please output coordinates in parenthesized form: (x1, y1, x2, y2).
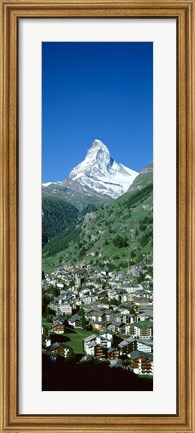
(43, 139, 138, 204)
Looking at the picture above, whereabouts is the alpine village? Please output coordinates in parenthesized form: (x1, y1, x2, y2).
(42, 139, 153, 391)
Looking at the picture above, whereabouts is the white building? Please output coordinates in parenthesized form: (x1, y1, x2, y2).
(59, 303, 72, 315)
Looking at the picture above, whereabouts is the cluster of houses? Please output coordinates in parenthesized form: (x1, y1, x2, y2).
(82, 332, 153, 375)
(42, 263, 153, 376)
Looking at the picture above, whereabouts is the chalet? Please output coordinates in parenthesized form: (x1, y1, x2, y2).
(129, 351, 153, 375)
(115, 314, 123, 323)
(59, 303, 73, 315)
(122, 313, 135, 324)
(108, 322, 125, 334)
(91, 321, 106, 331)
(91, 310, 106, 322)
(145, 290, 153, 301)
(124, 284, 142, 294)
(83, 334, 97, 353)
(51, 323, 64, 334)
(129, 350, 147, 374)
(107, 347, 120, 360)
(108, 292, 120, 302)
(85, 308, 94, 318)
(125, 323, 135, 336)
(119, 308, 131, 315)
(134, 298, 152, 307)
(138, 354, 153, 375)
(136, 340, 153, 353)
(100, 330, 114, 342)
(47, 342, 61, 354)
(133, 289, 144, 298)
(85, 341, 96, 356)
(121, 302, 138, 312)
(104, 310, 115, 322)
(55, 344, 73, 358)
(96, 335, 112, 349)
(68, 314, 81, 328)
(48, 300, 59, 313)
(85, 295, 98, 304)
(94, 344, 106, 360)
(62, 293, 74, 302)
(52, 317, 64, 325)
(136, 312, 149, 322)
(133, 321, 153, 339)
(118, 337, 137, 356)
(119, 292, 130, 302)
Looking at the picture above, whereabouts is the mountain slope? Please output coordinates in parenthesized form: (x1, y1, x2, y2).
(42, 196, 79, 246)
(42, 163, 153, 272)
(127, 163, 153, 192)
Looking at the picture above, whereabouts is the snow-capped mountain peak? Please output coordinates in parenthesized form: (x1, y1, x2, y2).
(66, 139, 138, 199)
(69, 139, 111, 180)
(43, 139, 139, 202)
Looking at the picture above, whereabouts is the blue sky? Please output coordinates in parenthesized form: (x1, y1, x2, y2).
(42, 42, 153, 182)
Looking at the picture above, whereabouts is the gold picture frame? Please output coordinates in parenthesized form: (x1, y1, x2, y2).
(0, 0, 194, 431)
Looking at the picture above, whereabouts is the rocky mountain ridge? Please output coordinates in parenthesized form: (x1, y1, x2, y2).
(43, 139, 138, 205)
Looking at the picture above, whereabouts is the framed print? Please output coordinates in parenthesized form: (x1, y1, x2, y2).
(0, 0, 194, 432)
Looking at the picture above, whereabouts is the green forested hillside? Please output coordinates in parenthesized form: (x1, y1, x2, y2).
(128, 163, 153, 191)
(42, 184, 112, 211)
(42, 164, 153, 273)
(42, 196, 79, 246)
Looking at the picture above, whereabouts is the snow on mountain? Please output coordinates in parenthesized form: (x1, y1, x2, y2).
(42, 181, 62, 187)
(43, 139, 139, 200)
(63, 139, 138, 199)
